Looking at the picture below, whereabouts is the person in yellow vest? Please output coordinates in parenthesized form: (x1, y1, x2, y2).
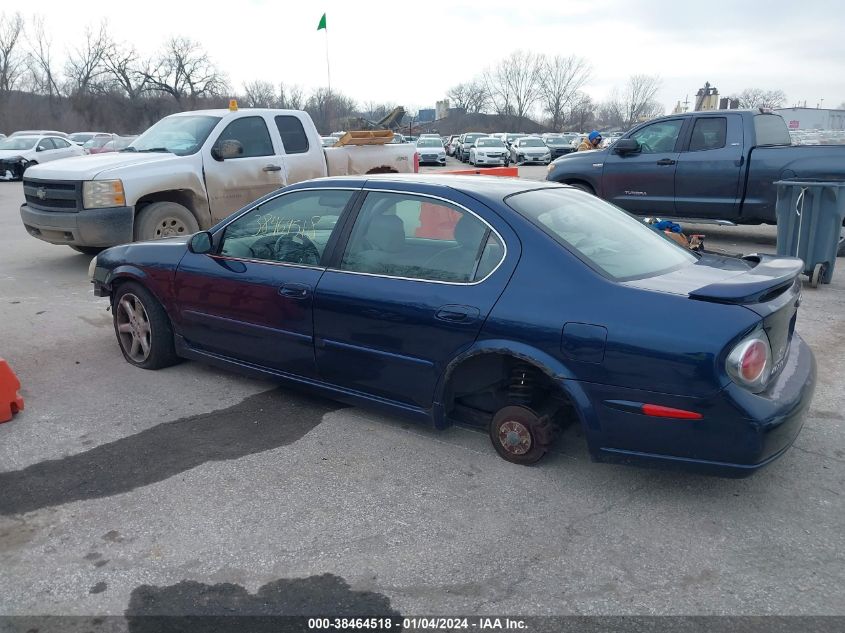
(577, 130, 602, 151)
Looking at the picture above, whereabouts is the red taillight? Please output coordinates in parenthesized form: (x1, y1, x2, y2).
(727, 332, 772, 392)
(739, 339, 768, 383)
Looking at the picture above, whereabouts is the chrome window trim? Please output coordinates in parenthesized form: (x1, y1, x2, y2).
(213, 186, 361, 270)
(329, 188, 508, 287)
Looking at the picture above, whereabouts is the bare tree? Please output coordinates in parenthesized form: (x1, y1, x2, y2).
(483, 51, 543, 123)
(617, 74, 662, 126)
(305, 87, 356, 133)
(733, 88, 786, 109)
(144, 37, 228, 103)
(567, 92, 595, 131)
(64, 21, 110, 96)
(242, 79, 275, 107)
(539, 55, 591, 132)
(278, 82, 304, 110)
(362, 101, 397, 120)
(102, 41, 150, 99)
(446, 80, 488, 114)
(25, 15, 61, 98)
(0, 12, 25, 93)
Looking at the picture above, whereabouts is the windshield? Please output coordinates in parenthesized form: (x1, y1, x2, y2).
(477, 139, 505, 148)
(83, 137, 111, 148)
(520, 138, 546, 147)
(0, 137, 38, 151)
(544, 138, 568, 146)
(416, 139, 443, 147)
(506, 188, 696, 281)
(70, 134, 94, 143)
(129, 115, 221, 155)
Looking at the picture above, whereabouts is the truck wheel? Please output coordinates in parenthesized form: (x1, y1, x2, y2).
(112, 281, 180, 370)
(134, 201, 199, 241)
(489, 405, 554, 465)
(70, 246, 104, 255)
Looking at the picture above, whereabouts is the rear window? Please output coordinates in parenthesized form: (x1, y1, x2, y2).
(275, 115, 309, 154)
(506, 188, 697, 281)
(754, 114, 791, 146)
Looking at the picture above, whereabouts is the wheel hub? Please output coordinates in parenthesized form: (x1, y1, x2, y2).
(156, 218, 188, 238)
(498, 420, 532, 455)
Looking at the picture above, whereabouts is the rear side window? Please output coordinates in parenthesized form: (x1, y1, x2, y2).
(215, 116, 273, 158)
(754, 114, 791, 146)
(506, 188, 696, 281)
(37, 138, 55, 150)
(688, 118, 727, 151)
(275, 115, 309, 154)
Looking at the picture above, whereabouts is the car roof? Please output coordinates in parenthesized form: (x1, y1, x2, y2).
(298, 174, 562, 206)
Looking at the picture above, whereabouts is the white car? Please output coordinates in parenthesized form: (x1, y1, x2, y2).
(469, 137, 510, 167)
(69, 132, 113, 146)
(10, 129, 71, 139)
(0, 135, 85, 181)
(415, 137, 446, 165)
(509, 137, 551, 165)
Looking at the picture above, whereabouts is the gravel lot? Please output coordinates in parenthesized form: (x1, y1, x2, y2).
(1, 159, 843, 622)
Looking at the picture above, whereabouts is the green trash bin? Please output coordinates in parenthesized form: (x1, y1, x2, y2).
(775, 180, 845, 287)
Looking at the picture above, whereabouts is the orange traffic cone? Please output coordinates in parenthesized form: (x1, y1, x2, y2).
(0, 358, 24, 424)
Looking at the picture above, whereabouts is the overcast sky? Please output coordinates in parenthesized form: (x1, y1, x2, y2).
(20, 0, 845, 114)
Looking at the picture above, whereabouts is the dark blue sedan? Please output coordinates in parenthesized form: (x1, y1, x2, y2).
(91, 175, 816, 475)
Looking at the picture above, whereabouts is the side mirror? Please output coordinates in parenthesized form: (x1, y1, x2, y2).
(188, 231, 213, 254)
(211, 139, 243, 161)
(614, 138, 640, 155)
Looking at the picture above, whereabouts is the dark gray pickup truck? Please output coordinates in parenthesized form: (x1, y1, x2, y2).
(546, 110, 845, 251)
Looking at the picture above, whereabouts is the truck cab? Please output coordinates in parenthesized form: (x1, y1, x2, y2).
(20, 108, 416, 253)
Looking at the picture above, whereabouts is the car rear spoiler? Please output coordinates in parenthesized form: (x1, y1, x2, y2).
(689, 254, 803, 304)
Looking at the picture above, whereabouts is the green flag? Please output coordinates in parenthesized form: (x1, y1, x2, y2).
(317, 13, 326, 30)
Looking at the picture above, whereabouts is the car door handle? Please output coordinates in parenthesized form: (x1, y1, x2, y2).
(435, 305, 480, 323)
(656, 158, 676, 166)
(263, 164, 282, 172)
(279, 283, 310, 299)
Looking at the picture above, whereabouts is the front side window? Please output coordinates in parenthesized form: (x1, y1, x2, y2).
(507, 188, 696, 281)
(214, 116, 273, 158)
(219, 189, 353, 265)
(340, 192, 502, 283)
(275, 115, 309, 154)
(631, 119, 683, 154)
(688, 118, 727, 152)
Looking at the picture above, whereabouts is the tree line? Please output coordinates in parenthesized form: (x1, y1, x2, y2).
(0, 12, 801, 136)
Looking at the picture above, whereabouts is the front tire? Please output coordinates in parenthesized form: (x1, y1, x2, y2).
(112, 281, 180, 370)
(134, 201, 199, 242)
(489, 405, 554, 465)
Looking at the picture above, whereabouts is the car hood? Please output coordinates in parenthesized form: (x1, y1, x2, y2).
(550, 147, 609, 165)
(0, 149, 32, 159)
(25, 152, 184, 180)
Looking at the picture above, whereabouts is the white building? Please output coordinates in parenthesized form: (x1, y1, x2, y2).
(774, 107, 845, 130)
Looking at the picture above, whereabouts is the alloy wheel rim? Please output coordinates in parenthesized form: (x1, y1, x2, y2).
(498, 420, 532, 455)
(116, 293, 152, 362)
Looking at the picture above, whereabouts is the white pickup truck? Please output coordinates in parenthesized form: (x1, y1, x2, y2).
(19, 107, 417, 253)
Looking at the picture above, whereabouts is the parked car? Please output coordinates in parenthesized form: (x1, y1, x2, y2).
(69, 132, 112, 146)
(544, 136, 576, 159)
(509, 137, 551, 165)
(93, 136, 138, 154)
(546, 110, 845, 252)
(388, 133, 407, 144)
(90, 174, 816, 475)
(418, 133, 440, 139)
(457, 132, 487, 162)
(19, 107, 417, 254)
(504, 133, 526, 147)
(445, 135, 461, 156)
(82, 135, 116, 154)
(415, 137, 447, 165)
(0, 134, 85, 181)
(469, 137, 510, 167)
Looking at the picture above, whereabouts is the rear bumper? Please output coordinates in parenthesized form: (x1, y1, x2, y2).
(20, 203, 134, 247)
(583, 333, 816, 476)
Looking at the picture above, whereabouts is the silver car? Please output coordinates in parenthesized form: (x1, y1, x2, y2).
(415, 137, 447, 165)
(469, 137, 510, 167)
(509, 137, 551, 165)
